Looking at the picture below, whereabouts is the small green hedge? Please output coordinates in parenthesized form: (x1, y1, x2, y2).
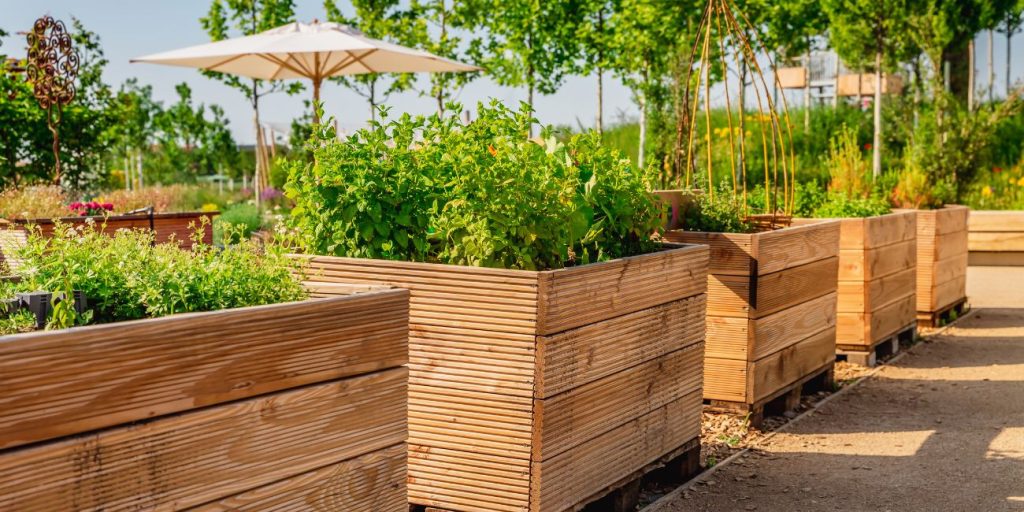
(285, 101, 662, 271)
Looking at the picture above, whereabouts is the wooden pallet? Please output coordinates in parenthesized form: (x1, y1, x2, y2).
(413, 437, 702, 512)
(837, 323, 916, 367)
(705, 362, 835, 429)
(917, 297, 970, 329)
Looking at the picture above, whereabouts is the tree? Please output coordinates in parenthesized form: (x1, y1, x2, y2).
(824, 0, 914, 177)
(576, 0, 617, 134)
(466, 0, 582, 133)
(150, 83, 239, 182)
(201, 0, 300, 196)
(1000, 1, 1024, 95)
(409, 0, 481, 115)
(324, 0, 420, 121)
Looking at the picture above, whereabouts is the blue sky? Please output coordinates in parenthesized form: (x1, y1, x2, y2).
(3, 1, 1023, 144)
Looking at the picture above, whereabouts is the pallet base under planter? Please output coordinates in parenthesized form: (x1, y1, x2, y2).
(411, 437, 702, 512)
(705, 362, 835, 429)
(837, 323, 916, 367)
(917, 297, 969, 329)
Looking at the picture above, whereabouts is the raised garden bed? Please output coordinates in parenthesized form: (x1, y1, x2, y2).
(794, 211, 917, 366)
(0, 287, 408, 510)
(666, 221, 840, 424)
(968, 210, 1024, 266)
(902, 205, 970, 327)
(300, 244, 709, 512)
(0, 211, 217, 268)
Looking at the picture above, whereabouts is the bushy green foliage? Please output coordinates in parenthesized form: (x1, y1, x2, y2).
(214, 204, 262, 245)
(811, 194, 891, 218)
(286, 101, 662, 270)
(681, 189, 752, 234)
(3, 220, 306, 329)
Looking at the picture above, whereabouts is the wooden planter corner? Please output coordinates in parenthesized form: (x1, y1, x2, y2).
(666, 221, 839, 415)
(903, 206, 969, 327)
(300, 244, 709, 512)
(968, 210, 1024, 266)
(795, 212, 917, 358)
(0, 288, 408, 511)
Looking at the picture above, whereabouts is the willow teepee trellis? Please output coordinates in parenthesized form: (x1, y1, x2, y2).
(682, 0, 797, 220)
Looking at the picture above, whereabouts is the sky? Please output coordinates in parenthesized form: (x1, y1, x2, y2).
(3, 1, 1024, 145)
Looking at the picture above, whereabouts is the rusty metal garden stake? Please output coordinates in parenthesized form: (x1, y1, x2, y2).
(25, 16, 79, 185)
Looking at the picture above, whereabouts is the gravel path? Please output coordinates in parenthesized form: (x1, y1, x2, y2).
(652, 270, 1024, 512)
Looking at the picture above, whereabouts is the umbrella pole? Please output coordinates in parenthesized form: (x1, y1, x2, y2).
(312, 77, 322, 125)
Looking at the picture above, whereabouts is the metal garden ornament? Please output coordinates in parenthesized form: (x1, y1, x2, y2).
(25, 16, 80, 185)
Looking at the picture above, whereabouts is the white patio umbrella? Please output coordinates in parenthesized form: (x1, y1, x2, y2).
(131, 20, 479, 123)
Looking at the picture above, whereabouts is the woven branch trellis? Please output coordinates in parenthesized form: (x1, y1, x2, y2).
(682, 0, 796, 219)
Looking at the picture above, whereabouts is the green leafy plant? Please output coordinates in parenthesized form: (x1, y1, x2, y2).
(285, 101, 662, 270)
(214, 203, 262, 245)
(681, 188, 753, 234)
(3, 219, 306, 330)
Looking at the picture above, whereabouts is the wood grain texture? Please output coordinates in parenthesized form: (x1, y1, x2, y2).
(908, 206, 969, 314)
(301, 246, 708, 512)
(683, 223, 839, 405)
(193, 443, 406, 511)
(749, 327, 835, 403)
(7, 212, 217, 249)
(969, 210, 1024, 232)
(0, 368, 407, 511)
(0, 291, 409, 450)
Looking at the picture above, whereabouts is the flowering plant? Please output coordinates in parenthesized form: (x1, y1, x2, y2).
(68, 201, 114, 216)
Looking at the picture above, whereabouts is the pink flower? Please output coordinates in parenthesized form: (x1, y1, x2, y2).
(102, 203, 114, 211)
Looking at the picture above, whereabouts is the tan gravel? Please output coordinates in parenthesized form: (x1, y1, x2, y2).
(651, 286, 1024, 511)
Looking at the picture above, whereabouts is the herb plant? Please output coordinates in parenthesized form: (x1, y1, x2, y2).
(2, 219, 307, 331)
(285, 101, 662, 270)
(681, 188, 753, 234)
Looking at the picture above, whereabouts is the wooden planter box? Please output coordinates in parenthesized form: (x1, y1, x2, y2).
(794, 212, 917, 362)
(968, 210, 1024, 266)
(902, 206, 970, 326)
(666, 222, 839, 415)
(0, 211, 217, 269)
(0, 288, 409, 510)
(300, 245, 709, 512)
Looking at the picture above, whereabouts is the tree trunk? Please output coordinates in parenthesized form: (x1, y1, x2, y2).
(832, 53, 840, 108)
(597, 67, 604, 135)
(803, 50, 811, 131)
(1008, 30, 1014, 96)
(872, 50, 883, 178)
(638, 93, 647, 171)
(942, 43, 971, 103)
(252, 79, 262, 211)
(988, 29, 994, 101)
(369, 80, 378, 122)
(968, 38, 975, 110)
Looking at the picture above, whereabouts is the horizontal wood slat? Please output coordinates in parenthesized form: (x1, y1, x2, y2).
(0, 368, 407, 511)
(906, 206, 969, 315)
(0, 291, 409, 450)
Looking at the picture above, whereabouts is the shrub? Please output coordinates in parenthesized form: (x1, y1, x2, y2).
(3, 220, 306, 329)
(214, 203, 262, 245)
(286, 101, 662, 270)
(681, 188, 753, 234)
(0, 186, 67, 219)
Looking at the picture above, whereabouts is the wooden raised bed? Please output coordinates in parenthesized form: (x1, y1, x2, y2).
(0, 287, 409, 510)
(0, 211, 217, 268)
(968, 210, 1024, 266)
(903, 205, 970, 327)
(300, 244, 709, 512)
(666, 221, 839, 421)
(794, 212, 917, 366)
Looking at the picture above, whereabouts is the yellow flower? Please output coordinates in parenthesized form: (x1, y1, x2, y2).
(1018, 177, 1024, 187)
(201, 203, 219, 212)
(982, 186, 993, 197)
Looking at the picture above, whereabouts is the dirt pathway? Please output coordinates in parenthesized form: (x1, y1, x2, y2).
(652, 276, 1024, 511)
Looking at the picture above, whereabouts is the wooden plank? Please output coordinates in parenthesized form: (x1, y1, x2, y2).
(703, 357, 748, 402)
(537, 343, 704, 461)
(868, 293, 917, 345)
(409, 446, 531, 512)
(934, 229, 969, 262)
(194, 443, 406, 511)
(706, 273, 751, 317)
(539, 244, 708, 334)
(537, 295, 706, 398)
(705, 315, 751, 361)
(931, 274, 968, 312)
(838, 239, 916, 281)
(968, 210, 1024, 232)
(867, 267, 916, 312)
(863, 210, 917, 249)
(753, 220, 840, 275)
(0, 291, 409, 450)
(750, 292, 837, 361)
(531, 392, 702, 512)
(836, 311, 869, 345)
(931, 252, 969, 289)
(663, 231, 755, 275)
(0, 368, 407, 511)
(968, 231, 1024, 252)
(969, 251, 1024, 266)
(753, 256, 838, 318)
(749, 327, 835, 403)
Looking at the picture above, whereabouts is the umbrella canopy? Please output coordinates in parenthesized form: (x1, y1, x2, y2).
(132, 20, 479, 121)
